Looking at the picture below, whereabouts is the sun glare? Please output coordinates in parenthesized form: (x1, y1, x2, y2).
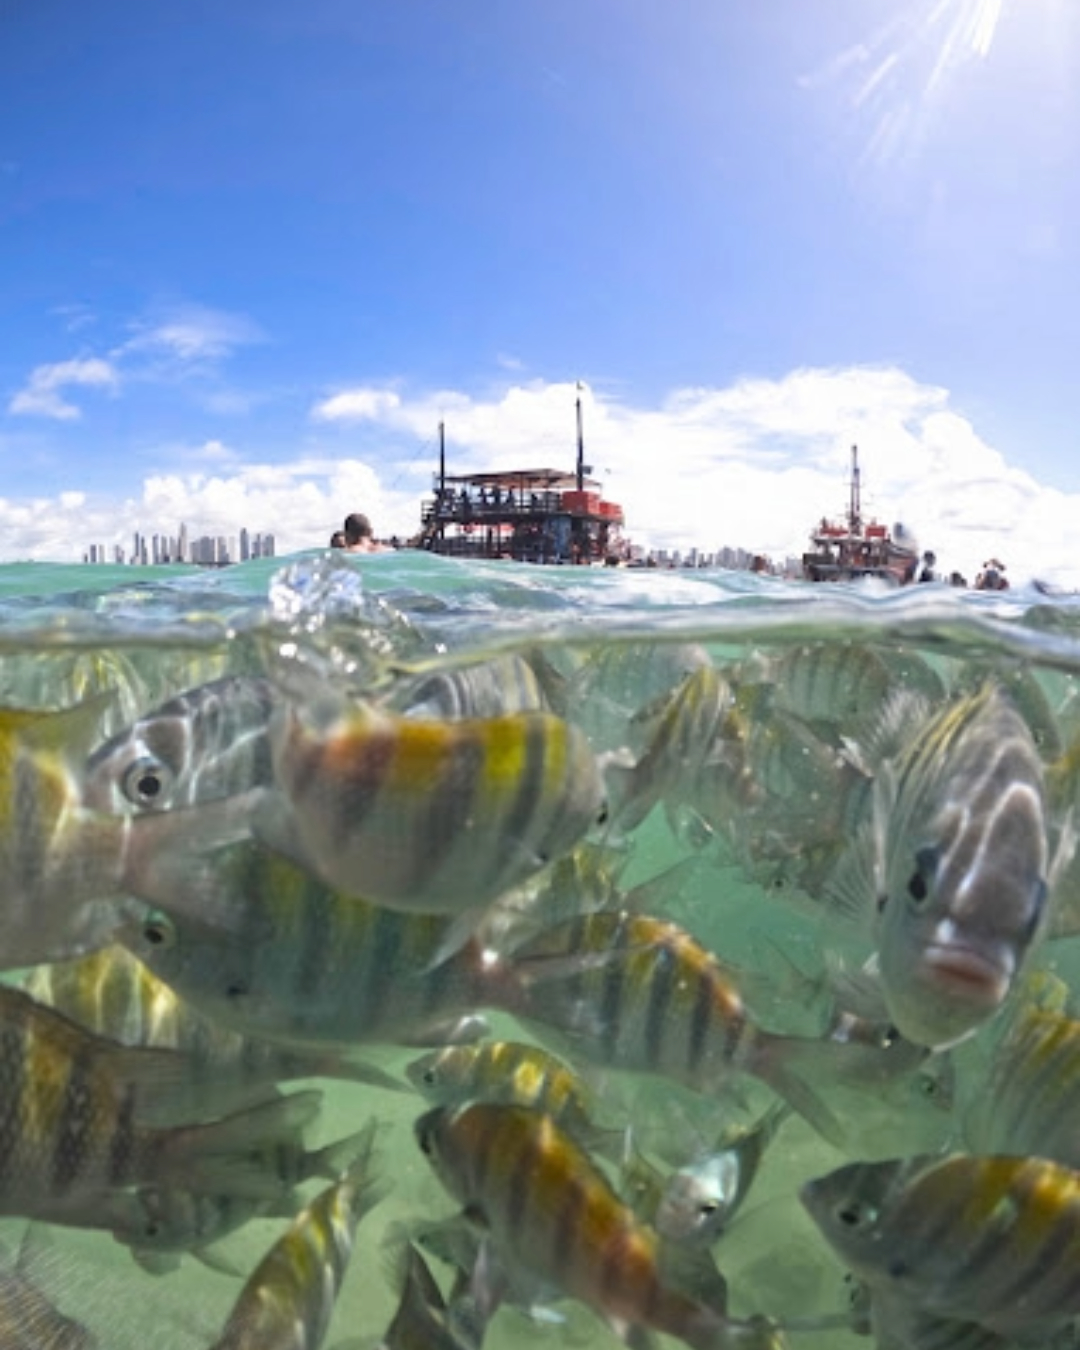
(807, 0, 1061, 168)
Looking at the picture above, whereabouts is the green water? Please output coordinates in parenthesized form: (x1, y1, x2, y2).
(2, 549, 1079, 1349)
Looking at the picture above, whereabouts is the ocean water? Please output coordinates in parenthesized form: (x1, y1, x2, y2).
(4, 548, 1080, 1349)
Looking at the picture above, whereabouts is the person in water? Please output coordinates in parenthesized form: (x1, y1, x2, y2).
(975, 559, 1009, 591)
(329, 530, 346, 549)
(342, 513, 388, 553)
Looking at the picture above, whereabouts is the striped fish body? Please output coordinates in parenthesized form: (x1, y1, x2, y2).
(25, 944, 404, 1112)
(608, 665, 732, 835)
(0, 985, 323, 1220)
(83, 676, 275, 814)
(872, 684, 1050, 1048)
(965, 1004, 1080, 1164)
(406, 1040, 603, 1144)
(268, 698, 606, 912)
(801, 1153, 1080, 1336)
(509, 910, 844, 1145)
(120, 841, 523, 1049)
(387, 653, 551, 720)
(210, 1153, 383, 1350)
(415, 1103, 783, 1350)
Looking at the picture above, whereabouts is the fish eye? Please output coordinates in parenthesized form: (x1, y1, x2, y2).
(122, 756, 175, 809)
(698, 1201, 720, 1215)
(882, 1026, 901, 1047)
(142, 916, 175, 948)
(834, 1200, 876, 1228)
(906, 846, 939, 908)
(422, 1068, 438, 1086)
(596, 802, 610, 826)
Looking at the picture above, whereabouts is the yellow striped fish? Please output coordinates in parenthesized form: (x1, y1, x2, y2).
(509, 909, 850, 1146)
(0, 983, 322, 1223)
(0, 1226, 98, 1350)
(119, 840, 522, 1050)
(209, 1146, 385, 1349)
(801, 1152, 1080, 1337)
(415, 1102, 787, 1350)
(964, 1001, 1080, 1164)
(406, 1040, 608, 1149)
(25, 943, 405, 1110)
(264, 696, 607, 913)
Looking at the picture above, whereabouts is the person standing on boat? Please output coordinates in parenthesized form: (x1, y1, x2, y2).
(918, 550, 937, 583)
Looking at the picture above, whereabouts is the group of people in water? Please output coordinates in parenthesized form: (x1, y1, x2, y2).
(328, 513, 390, 553)
(915, 551, 1010, 591)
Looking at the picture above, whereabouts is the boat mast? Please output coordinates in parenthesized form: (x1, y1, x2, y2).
(575, 392, 585, 492)
(848, 444, 862, 534)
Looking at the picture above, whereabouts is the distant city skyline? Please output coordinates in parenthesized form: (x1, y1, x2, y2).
(82, 524, 275, 566)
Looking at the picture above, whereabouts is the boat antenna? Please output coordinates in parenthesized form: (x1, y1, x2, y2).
(575, 387, 585, 492)
(849, 444, 862, 533)
(438, 420, 446, 494)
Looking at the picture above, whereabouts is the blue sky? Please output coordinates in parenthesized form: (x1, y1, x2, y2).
(4, 0, 1080, 580)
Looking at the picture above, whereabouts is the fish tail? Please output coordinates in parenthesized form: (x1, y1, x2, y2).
(743, 1031, 846, 1150)
(159, 1089, 323, 1199)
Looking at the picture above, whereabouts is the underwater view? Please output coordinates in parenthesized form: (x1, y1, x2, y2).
(3, 548, 1080, 1350)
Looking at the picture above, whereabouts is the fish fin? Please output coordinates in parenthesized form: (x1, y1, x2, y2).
(7, 692, 117, 757)
(392, 1014, 490, 1049)
(424, 908, 491, 970)
(821, 826, 877, 925)
(658, 1239, 728, 1316)
(192, 1242, 248, 1278)
(306, 1116, 383, 1183)
(744, 1032, 847, 1150)
(468, 1236, 511, 1325)
(163, 1089, 323, 1199)
(129, 1247, 184, 1277)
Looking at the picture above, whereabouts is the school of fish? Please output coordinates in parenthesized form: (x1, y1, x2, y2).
(8, 558, 1080, 1350)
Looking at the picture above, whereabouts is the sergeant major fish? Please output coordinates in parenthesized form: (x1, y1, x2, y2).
(801, 1152, 1080, 1338)
(0, 698, 257, 970)
(260, 695, 608, 914)
(0, 984, 324, 1226)
(119, 840, 522, 1051)
(209, 1144, 385, 1350)
(415, 1102, 787, 1350)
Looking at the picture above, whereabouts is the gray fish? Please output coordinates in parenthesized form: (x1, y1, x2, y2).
(845, 684, 1055, 1048)
(0, 1226, 98, 1350)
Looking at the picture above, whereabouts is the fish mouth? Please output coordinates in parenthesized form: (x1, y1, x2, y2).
(920, 944, 1010, 1005)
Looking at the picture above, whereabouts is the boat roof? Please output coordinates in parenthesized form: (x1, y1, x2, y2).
(439, 468, 600, 490)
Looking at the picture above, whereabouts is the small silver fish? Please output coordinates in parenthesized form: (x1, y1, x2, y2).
(653, 1104, 790, 1246)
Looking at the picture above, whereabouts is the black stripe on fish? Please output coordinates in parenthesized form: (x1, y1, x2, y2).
(0, 1013, 28, 1186)
(51, 1052, 96, 1195)
(496, 717, 554, 886)
(645, 946, 676, 1070)
(401, 733, 485, 899)
(687, 966, 714, 1075)
(109, 1083, 138, 1187)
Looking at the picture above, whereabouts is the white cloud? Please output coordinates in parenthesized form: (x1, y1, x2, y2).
(310, 388, 403, 422)
(3, 365, 1080, 587)
(8, 358, 119, 420)
(120, 305, 265, 363)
